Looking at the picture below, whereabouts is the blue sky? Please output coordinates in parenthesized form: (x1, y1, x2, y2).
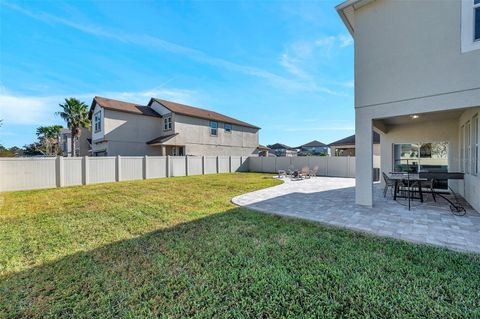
(0, 0, 353, 148)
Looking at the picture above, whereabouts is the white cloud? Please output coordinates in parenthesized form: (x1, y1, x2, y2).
(2, 2, 328, 95)
(0, 86, 199, 125)
(338, 34, 354, 48)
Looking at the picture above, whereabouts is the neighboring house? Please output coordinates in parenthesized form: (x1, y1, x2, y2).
(297, 140, 330, 156)
(267, 143, 298, 157)
(336, 0, 480, 211)
(89, 96, 260, 156)
(329, 132, 380, 157)
(59, 128, 91, 157)
(256, 145, 271, 157)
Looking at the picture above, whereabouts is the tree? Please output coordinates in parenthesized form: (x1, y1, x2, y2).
(35, 125, 63, 156)
(56, 98, 91, 156)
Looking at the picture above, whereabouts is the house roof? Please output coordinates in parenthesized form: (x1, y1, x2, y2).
(257, 144, 271, 151)
(146, 133, 179, 145)
(267, 143, 292, 150)
(328, 131, 380, 146)
(149, 98, 259, 129)
(336, 0, 375, 36)
(90, 96, 161, 119)
(300, 140, 328, 148)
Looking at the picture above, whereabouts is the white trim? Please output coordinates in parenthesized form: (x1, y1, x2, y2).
(461, 0, 480, 53)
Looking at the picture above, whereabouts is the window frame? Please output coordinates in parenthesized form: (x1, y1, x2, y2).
(210, 121, 218, 136)
(466, 121, 471, 174)
(94, 111, 102, 133)
(473, 114, 479, 175)
(163, 116, 172, 131)
(224, 123, 232, 133)
(461, 0, 480, 52)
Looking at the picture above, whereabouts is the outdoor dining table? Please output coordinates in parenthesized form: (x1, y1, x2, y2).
(388, 173, 428, 203)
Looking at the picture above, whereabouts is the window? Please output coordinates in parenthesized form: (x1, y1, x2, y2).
(94, 111, 102, 133)
(393, 142, 449, 189)
(475, 0, 480, 40)
(224, 123, 232, 133)
(461, 0, 480, 52)
(210, 121, 218, 136)
(164, 116, 172, 131)
(466, 121, 471, 174)
(473, 114, 479, 175)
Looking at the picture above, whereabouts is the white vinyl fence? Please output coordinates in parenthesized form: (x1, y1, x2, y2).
(248, 156, 381, 179)
(0, 156, 249, 192)
(0, 155, 381, 192)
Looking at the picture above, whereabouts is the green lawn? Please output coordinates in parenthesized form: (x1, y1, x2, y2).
(1, 173, 479, 318)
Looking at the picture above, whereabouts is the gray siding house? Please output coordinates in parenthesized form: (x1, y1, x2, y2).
(89, 96, 260, 157)
(337, 0, 480, 211)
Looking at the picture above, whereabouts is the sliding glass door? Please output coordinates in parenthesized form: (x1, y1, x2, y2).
(393, 142, 448, 173)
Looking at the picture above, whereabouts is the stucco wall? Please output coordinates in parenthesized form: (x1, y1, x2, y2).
(355, 0, 480, 115)
(162, 113, 259, 156)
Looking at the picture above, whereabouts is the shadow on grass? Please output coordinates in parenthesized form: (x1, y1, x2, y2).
(1, 206, 480, 318)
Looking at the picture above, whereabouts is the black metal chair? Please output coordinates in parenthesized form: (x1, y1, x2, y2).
(382, 172, 395, 198)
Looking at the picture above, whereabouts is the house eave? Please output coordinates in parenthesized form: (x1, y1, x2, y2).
(335, 0, 375, 36)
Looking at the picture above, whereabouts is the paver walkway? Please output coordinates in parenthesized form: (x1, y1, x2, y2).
(232, 177, 480, 253)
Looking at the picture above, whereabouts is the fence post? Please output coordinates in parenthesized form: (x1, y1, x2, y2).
(229, 156, 232, 173)
(274, 156, 277, 173)
(143, 156, 148, 179)
(166, 155, 170, 177)
(216, 156, 219, 173)
(202, 156, 205, 175)
(116, 155, 122, 182)
(326, 156, 329, 177)
(82, 156, 89, 185)
(185, 156, 189, 176)
(56, 156, 64, 188)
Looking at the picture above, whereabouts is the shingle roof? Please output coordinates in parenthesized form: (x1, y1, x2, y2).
(150, 98, 259, 129)
(90, 96, 161, 118)
(267, 143, 292, 150)
(328, 131, 380, 146)
(146, 133, 179, 145)
(301, 140, 328, 148)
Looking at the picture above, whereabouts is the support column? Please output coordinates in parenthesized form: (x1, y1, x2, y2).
(355, 112, 373, 206)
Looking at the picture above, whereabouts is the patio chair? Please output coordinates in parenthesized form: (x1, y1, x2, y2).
(277, 169, 286, 178)
(382, 172, 395, 197)
(301, 166, 310, 179)
(309, 166, 319, 178)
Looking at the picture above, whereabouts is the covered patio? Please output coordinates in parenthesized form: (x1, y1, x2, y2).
(232, 177, 480, 253)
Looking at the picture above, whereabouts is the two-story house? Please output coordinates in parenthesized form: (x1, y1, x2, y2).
(296, 140, 330, 156)
(337, 0, 480, 211)
(89, 96, 260, 156)
(266, 143, 298, 157)
(329, 132, 380, 157)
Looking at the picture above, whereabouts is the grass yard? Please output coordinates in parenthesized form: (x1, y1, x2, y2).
(1, 173, 479, 318)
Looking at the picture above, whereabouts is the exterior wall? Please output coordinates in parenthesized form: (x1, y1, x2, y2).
(351, 0, 480, 206)
(92, 109, 164, 156)
(60, 128, 90, 156)
(355, 0, 480, 115)
(161, 113, 259, 156)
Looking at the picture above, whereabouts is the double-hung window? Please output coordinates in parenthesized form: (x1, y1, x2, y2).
(164, 116, 172, 131)
(210, 121, 218, 136)
(461, 0, 480, 52)
(94, 111, 102, 133)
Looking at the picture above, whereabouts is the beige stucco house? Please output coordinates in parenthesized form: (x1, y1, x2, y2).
(329, 132, 380, 157)
(89, 96, 260, 156)
(337, 0, 480, 211)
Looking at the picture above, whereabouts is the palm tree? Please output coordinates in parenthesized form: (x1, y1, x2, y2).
(36, 125, 63, 155)
(56, 98, 91, 157)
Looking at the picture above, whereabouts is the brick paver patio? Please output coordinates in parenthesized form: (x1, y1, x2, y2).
(232, 177, 480, 253)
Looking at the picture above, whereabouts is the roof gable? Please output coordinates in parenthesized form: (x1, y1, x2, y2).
(149, 98, 259, 129)
(90, 96, 160, 118)
(301, 140, 328, 148)
(328, 131, 380, 146)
